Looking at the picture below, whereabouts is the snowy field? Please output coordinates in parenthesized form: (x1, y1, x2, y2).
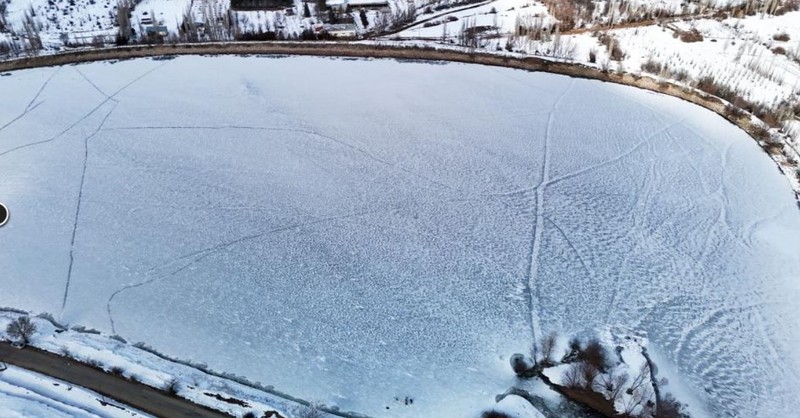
(1, 55, 800, 417)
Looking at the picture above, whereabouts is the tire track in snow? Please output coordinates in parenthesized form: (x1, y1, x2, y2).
(105, 206, 401, 333)
(524, 78, 573, 351)
(60, 102, 118, 319)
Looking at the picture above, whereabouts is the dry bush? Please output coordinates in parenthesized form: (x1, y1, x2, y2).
(581, 338, 609, 372)
(510, 353, 531, 375)
(540, 331, 558, 366)
(598, 33, 625, 60)
(543, 0, 577, 30)
(724, 104, 746, 120)
(163, 377, 181, 396)
(563, 362, 584, 389)
(773, 46, 787, 55)
(6, 316, 37, 344)
(774, 0, 799, 15)
(773, 32, 790, 41)
(752, 125, 772, 141)
(679, 29, 703, 43)
(641, 58, 663, 74)
(597, 372, 628, 403)
(579, 362, 600, 390)
(657, 392, 691, 418)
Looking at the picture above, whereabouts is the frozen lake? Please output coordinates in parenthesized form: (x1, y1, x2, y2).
(1, 55, 799, 417)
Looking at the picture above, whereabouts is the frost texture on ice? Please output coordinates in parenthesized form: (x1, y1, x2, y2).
(0, 56, 799, 417)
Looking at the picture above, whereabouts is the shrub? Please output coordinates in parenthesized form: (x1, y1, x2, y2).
(588, 49, 596, 63)
(641, 58, 663, 74)
(658, 392, 691, 418)
(578, 362, 600, 390)
(598, 33, 625, 60)
(243, 412, 257, 418)
(773, 32, 790, 42)
(679, 29, 703, 43)
(6, 316, 37, 344)
(539, 331, 557, 366)
(164, 377, 181, 396)
(752, 125, 771, 141)
(510, 353, 532, 375)
(110, 366, 125, 376)
(724, 104, 745, 120)
(581, 338, 609, 372)
(562, 362, 583, 388)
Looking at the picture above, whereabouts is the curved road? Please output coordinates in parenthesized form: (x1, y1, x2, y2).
(0, 342, 231, 418)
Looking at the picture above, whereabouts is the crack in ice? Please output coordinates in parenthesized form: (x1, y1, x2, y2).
(60, 102, 118, 319)
(0, 62, 167, 159)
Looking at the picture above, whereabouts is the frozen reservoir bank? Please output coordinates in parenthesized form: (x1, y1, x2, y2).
(0, 55, 799, 417)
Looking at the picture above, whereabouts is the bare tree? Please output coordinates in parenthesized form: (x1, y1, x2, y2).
(539, 331, 557, 366)
(22, 10, 42, 54)
(116, 0, 133, 44)
(597, 371, 628, 403)
(6, 316, 37, 345)
(579, 362, 600, 390)
(562, 362, 583, 389)
(0, 0, 8, 32)
(582, 338, 609, 371)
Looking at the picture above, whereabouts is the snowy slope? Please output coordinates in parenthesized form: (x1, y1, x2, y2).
(1, 55, 799, 417)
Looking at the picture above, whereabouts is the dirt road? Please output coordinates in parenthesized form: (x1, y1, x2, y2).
(0, 342, 231, 418)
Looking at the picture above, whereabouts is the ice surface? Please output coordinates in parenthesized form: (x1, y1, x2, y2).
(1, 55, 799, 417)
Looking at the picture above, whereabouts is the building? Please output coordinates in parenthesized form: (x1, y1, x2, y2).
(144, 25, 169, 37)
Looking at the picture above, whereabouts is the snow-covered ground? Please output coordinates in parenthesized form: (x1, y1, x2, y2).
(388, 4, 800, 194)
(1, 55, 800, 417)
(0, 363, 152, 418)
(0, 311, 310, 418)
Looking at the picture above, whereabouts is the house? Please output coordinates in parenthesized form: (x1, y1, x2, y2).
(145, 25, 169, 37)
